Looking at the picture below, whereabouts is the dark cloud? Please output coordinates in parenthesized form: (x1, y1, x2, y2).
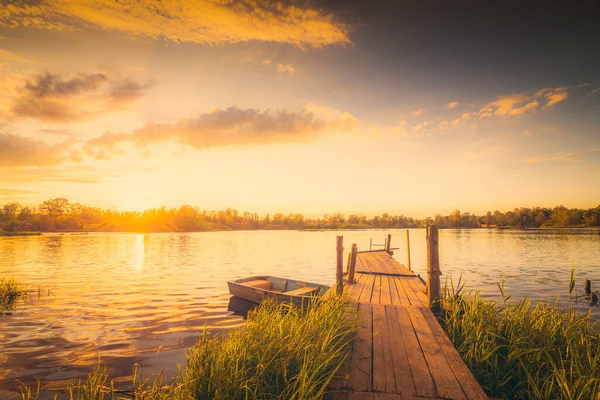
(10, 71, 153, 122)
(85, 106, 357, 157)
(22, 72, 107, 99)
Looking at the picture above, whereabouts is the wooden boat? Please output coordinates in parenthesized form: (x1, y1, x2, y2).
(227, 276, 330, 307)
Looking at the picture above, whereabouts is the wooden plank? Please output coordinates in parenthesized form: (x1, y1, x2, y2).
(347, 273, 367, 303)
(358, 275, 375, 304)
(406, 278, 428, 307)
(325, 392, 349, 400)
(373, 274, 382, 304)
(406, 307, 466, 400)
(390, 277, 410, 306)
(421, 309, 489, 400)
(348, 392, 374, 400)
(348, 303, 373, 392)
(374, 393, 402, 400)
(395, 277, 419, 307)
(380, 275, 392, 305)
(372, 304, 396, 393)
(385, 305, 416, 398)
(395, 306, 436, 398)
(284, 286, 318, 295)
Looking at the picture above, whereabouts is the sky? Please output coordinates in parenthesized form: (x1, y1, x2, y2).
(0, 0, 599, 217)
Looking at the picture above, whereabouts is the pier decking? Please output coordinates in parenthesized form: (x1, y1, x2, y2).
(329, 249, 488, 400)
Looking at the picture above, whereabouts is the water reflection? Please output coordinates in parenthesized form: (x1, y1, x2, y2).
(0, 228, 598, 397)
(135, 234, 145, 272)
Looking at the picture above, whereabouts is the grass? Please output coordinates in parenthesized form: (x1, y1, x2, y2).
(20, 294, 356, 400)
(0, 277, 27, 311)
(441, 274, 600, 400)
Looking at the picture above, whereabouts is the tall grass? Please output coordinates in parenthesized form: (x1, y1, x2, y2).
(20, 295, 356, 400)
(441, 275, 600, 400)
(0, 277, 26, 311)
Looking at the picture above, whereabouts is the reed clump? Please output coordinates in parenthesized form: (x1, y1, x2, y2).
(20, 294, 356, 400)
(0, 277, 26, 311)
(441, 276, 600, 400)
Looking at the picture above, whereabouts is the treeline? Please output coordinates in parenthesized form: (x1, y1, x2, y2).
(0, 198, 599, 233)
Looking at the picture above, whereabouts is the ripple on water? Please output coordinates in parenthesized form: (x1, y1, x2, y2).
(0, 229, 599, 395)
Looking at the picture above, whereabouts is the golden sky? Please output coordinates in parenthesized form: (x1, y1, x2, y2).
(0, 0, 599, 216)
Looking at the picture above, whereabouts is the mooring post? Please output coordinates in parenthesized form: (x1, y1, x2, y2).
(348, 243, 358, 283)
(385, 233, 392, 253)
(427, 225, 441, 314)
(406, 229, 412, 271)
(585, 279, 592, 296)
(336, 236, 344, 295)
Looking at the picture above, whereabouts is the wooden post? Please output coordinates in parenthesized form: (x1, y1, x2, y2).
(336, 236, 344, 295)
(385, 233, 391, 252)
(348, 243, 358, 283)
(585, 279, 592, 296)
(406, 229, 412, 271)
(427, 225, 441, 314)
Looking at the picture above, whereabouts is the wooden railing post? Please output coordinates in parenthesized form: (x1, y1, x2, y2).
(336, 236, 344, 295)
(426, 225, 441, 314)
(348, 243, 358, 283)
(406, 229, 412, 271)
(385, 233, 391, 252)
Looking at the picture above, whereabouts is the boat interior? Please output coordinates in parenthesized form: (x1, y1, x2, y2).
(239, 276, 323, 296)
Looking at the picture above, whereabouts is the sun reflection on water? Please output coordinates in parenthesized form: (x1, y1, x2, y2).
(135, 234, 145, 271)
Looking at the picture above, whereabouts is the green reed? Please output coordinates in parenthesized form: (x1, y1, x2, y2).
(20, 294, 356, 400)
(0, 277, 26, 311)
(441, 273, 600, 400)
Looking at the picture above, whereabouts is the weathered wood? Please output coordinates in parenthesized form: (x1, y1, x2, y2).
(373, 304, 396, 392)
(426, 225, 441, 314)
(406, 230, 412, 271)
(337, 236, 344, 295)
(396, 306, 437, 398)
(385, 305, 416, 398)
(407, 307, 466, 400)
(385, 233, 392, 252)
(585, 279, 592, 296)
(335, 242, 486, 400)
(421, 308, 489, 400)
(348, 303, 373, 391)
(349, 244, 358, 283)
(284, 286, 317, 296)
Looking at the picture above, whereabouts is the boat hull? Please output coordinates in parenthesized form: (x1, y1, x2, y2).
(227, 275, 329, 307)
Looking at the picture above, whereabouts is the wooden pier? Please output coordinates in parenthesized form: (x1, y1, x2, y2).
(328, 229, 488, 400)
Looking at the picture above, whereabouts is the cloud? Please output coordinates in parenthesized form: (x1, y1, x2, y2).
(277, 63, 296, 75)
(480, 87, 568, 119)
(261, 59, 272, 66)
(526, 152, 579, 164)
(7, 71, 152, 122)
(412, 108, 424, 116)
(0, 0, 349, 48)
(0, 48, 38, 65)
(85, 105, 357, 157)
(0, 188, 38, 196)
(447, 101, 458, 109)
(0, 132, 73, 168)
(588, 88, 600, 96)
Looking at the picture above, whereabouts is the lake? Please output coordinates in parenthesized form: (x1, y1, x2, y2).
(1, 228, 599, 396)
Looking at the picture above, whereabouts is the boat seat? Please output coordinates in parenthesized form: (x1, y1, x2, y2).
(244, 279, 272, 290)
(284, 286, 318, 296)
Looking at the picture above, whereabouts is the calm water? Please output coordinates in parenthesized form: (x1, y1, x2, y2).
(1, 229, 599, 396)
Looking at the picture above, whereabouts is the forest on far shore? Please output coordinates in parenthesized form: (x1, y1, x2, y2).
(0, 198, 599, 233)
